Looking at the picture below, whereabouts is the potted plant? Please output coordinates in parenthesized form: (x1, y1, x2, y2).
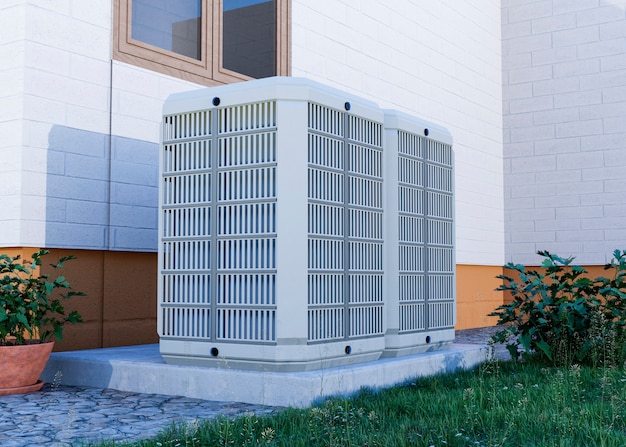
(0, 249, 84, 395)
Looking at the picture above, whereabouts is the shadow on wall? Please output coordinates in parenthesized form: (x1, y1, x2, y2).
(44, 126, 161, 351)
(46, 125, 159, 251)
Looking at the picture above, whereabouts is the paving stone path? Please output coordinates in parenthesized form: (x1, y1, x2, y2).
(0, 385, 279, 446)
(0, 328, 503, 446)
(455, 325, 511, 361)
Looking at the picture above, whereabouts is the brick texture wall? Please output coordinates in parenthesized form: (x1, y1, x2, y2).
(503, 0, 626, 265)
(0, 2, 26, 246)
(0, 1, 201, 250)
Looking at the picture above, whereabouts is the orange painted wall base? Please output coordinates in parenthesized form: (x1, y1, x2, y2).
(10, 248, 601, 349)
(464, 264, 614, 331)
(455, 265, 505, 330)
(3, 248, 158, 352)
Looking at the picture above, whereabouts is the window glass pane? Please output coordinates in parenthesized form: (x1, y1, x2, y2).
(222, 0, 277, 78)
(132, 0, 202, 60)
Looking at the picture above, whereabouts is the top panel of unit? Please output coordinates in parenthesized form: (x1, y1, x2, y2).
(163, 77, 383, 122)
(383, 109, 453, 146)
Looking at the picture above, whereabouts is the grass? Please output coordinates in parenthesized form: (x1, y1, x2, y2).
(87, 359, 626, 447)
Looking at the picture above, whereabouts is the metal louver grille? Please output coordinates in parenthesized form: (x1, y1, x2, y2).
(307, 103, 384, 342)
(397, 131, 454, 333)
(160, 101, 278, 344)
(425, 140, 454, 329)
(397, 132, 426, 332)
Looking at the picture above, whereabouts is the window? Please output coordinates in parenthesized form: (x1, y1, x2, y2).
(114, 0, 290, 85)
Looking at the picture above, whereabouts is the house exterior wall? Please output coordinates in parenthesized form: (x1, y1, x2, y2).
(0, 0, 506, 350)
(503, 0, 626, 266)
(291, 0, 505, 267)
(5, 0, 506, 265)
(0, 2, 26, 246)
(0, 1, 202, 349)
(2, 1, 203, 251)
(291, 0, 505, 328)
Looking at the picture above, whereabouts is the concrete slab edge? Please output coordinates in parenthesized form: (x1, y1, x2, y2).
(43, 343, 490, 407)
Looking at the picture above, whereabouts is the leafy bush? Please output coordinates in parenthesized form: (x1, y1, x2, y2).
(0, 249, 85, 345)
(489, 250, 626, 366)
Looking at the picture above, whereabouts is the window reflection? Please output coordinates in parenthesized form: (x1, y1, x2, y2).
(132, 0, 202, 60)
(222, 0, 277, 78)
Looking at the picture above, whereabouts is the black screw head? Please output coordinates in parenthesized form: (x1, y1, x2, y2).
(210, 347, 219, 357)
(345, 345, 352, 355)
(212, 97, 221, 106)
(425, 336, 431, 344)
(344, 102, 351, 111)
(424, 128, 429, 137)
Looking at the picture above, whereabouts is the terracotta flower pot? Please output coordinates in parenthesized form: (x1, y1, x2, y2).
(0, 341, 54, 395)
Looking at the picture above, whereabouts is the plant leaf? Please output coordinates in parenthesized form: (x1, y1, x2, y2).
(534, 339, 552, 360)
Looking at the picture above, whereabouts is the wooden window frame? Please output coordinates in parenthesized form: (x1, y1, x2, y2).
(113, 0, 290, 86)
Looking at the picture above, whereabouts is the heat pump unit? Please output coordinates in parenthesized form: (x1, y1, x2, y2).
(158, 77, 455, 371)
(383, 111, 455, 356)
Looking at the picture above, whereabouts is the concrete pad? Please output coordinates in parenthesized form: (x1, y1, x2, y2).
(42, 343, 490, 408)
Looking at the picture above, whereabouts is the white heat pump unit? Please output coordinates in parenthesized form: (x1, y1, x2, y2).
(158, 77, 454, 371)
(382, 111, 455, 357)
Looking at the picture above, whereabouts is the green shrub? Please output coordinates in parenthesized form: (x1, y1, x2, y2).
(489, 250, 626, 366)
(0, 249, 84, 345)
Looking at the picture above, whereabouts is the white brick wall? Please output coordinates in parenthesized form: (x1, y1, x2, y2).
(0, 1, 200, 250)
(106, 64, 202, 251)
(0, 1, 26, 246)
(0, 1, 114, 248)
(292, 0, 505, 266)
(503, 0, 626, 265)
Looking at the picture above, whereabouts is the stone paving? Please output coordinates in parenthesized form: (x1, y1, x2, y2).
(454, 325, 511, 361)
(0, 385, 279, 447)
(0, 328, 503, 447)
